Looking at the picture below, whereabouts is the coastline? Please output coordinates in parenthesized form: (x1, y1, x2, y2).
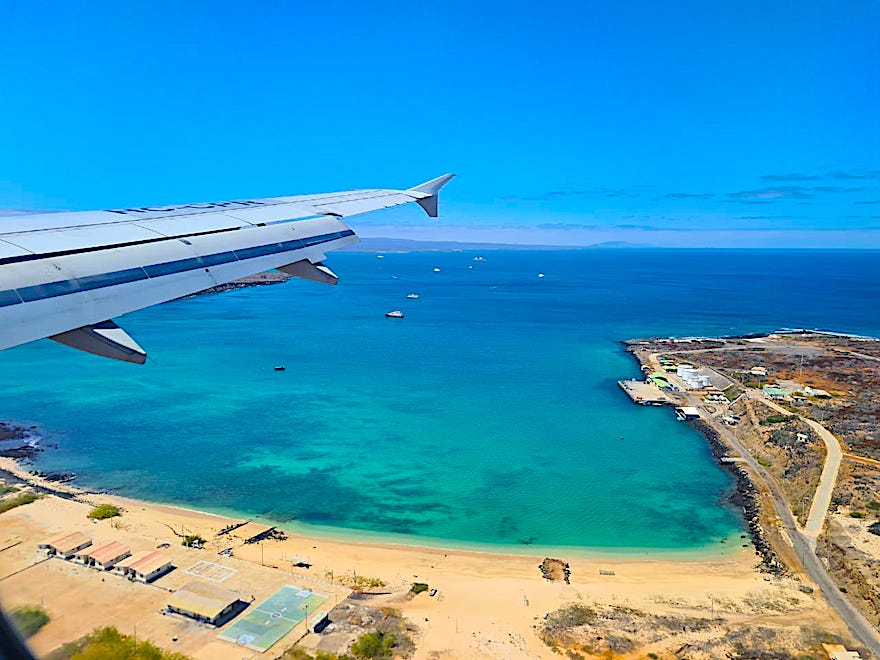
(0, 449, 855, 659)
(1, 338, 865, 657)
(0, 454, 742, 563)
(620, 338, 787, 575)
(0, 328, 783, 564)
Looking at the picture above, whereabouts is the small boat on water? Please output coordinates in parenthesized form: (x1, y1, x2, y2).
(274, 365, 286, 371)
(537, 273, 545, 278)
(406, 293, 420, 299)
(385, 310, 404, 318)
(473, 256, 486, 262)
(433, 267, 441, 272)
(376, 254, 384, 259)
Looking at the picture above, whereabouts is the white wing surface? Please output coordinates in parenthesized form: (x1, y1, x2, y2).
(0, 174, 454, 363)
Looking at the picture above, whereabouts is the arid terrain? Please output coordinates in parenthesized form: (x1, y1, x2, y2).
(626, 330, 880, 654)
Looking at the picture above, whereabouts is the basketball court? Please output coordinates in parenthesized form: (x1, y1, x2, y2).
(217, 585, 327, 652)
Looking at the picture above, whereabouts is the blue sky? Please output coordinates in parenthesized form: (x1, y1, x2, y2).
(1, 1, 878, 247)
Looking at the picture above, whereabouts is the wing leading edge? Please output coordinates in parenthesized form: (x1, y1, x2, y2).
(0, 174, 454, 363)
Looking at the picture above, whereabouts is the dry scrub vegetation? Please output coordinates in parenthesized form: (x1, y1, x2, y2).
(538, 601, 848, 659)
(729, 399, 825, 526)
(819, 462, 880, 630)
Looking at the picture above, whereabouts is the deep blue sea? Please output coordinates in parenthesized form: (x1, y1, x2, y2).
(2, 249, 878, 554)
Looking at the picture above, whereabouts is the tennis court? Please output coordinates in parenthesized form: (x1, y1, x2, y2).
(217, 585, 327, 652)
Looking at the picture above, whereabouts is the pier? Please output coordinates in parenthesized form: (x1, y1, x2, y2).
(617, 379, 671, 406)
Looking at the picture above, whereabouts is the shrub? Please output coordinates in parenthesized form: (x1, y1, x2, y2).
(351, 631, 396, 659)
(868, 521, 880, 536)
(410, 582, 429, 595)
(11, 605, 49, 638)
(58, 626, 189, 659)
(849, 511, 865, 519)
(866, 500, 880, 511)
(759, 414, 795, 426)
(723, 385, 742, 401)
(325, 572, 385, 591)
(0, 485, 20, 495)
(87, 504, 121, 520)
(182, 534, 205, 547)
(0, 492, 40, 514)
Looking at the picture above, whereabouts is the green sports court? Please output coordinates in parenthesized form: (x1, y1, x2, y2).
(217, 585, 327, 652)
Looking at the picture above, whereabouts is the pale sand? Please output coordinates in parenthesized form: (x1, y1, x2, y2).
(0, 458, 852, 659)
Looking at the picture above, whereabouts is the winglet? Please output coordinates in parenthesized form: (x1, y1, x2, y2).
(408, 173, 455, 217)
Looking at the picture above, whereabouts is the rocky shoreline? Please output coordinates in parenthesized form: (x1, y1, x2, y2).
(0, 421, 42, 460)
(691, 419, 785, 575)
(621, 342, 785, 575)
(182, 271, 291, 298)
(0, 422, 85, 499)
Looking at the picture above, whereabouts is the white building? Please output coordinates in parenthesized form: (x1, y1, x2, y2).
(39, 531, 91, 559)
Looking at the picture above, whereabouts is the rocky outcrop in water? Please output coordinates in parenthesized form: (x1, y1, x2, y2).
(0, 422, 42, 460)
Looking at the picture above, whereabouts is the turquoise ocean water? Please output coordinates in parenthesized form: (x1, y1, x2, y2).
(2, 249, 878, 554)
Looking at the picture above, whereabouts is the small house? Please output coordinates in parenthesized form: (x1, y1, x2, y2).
(39, 531, 91, 559)
(167, 581, 244, 626)
(114, 550, 173, 583)
(76, 540, 131, 570)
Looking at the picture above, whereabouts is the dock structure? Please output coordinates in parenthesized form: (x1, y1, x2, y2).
(675, 406, 701, 421)
(617, 379, 671, 406)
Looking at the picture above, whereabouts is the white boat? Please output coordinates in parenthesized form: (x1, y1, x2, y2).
(385, 310, 404, 318)
(406, 293, 420, 299)
(537, 273, 545, 278)
(376, 254, 384, 259)
(473, 256, 486, 262)
(433, 267, 441, 272)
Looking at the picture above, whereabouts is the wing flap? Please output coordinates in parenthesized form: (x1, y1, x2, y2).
(50, 320, 147, 364)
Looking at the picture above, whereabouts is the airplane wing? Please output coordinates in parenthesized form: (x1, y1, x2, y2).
(0, 174, 454, 363)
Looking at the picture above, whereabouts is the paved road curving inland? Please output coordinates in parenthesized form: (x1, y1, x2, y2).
(706, 400, 880, 658)
(759, 397, 843, 545)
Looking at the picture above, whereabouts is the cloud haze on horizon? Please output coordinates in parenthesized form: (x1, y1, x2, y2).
(0, 1, 878, 248)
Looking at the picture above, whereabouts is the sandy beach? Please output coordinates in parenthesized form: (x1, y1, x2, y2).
(0, 456, 858, 659)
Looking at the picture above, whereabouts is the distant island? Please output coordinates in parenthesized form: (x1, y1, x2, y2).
(340, 237, 647, 252)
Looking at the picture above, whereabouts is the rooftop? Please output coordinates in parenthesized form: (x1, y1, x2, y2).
(83, 540, 130, 564)
(41, 531, 91, 554)
(168, 581, 241, 620)
(116, 550, 170, 575)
